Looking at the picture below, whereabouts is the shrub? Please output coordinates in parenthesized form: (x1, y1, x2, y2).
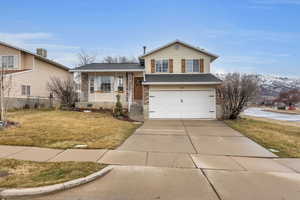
(217, 73, 259, 120)
(23, 104, 30, 109)
(114, 94, 123, 118)
(47, 77, 77, 108)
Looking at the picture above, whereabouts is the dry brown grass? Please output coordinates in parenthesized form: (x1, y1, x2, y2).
(225, 117, 300, 158)
(0, 158, 105, 188)
(0, 110, 139, 149)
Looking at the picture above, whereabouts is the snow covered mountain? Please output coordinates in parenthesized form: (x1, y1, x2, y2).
(258, 75, 300, 97)
(215, 73, 300, 98)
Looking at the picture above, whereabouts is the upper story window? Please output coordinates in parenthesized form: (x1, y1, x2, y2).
(155, 60, 169, 72)
(186, 59, 200, 73)
(1, 56, 15, 69)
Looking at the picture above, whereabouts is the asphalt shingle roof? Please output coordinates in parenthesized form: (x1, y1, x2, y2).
(144, 74, 222, 83)
(71, 63, 144, 71)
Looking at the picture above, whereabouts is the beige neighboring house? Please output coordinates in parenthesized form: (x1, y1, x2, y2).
(0, 41, 71, 109)
(72, 40, 222, 120)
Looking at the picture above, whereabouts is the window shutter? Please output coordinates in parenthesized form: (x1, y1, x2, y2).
(151, 59, 155, 73)
(169, 59, 173, 73)
(200, 59, 204, 73)
(181, 59, 186, 73)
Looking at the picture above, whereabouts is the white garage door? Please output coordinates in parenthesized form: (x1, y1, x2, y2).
(149, 90, 216, 119)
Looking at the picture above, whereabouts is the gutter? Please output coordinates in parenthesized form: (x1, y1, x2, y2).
(142, 81, 222, 85)
(69, 69, 145, 72)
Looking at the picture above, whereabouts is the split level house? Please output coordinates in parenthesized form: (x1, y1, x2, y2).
(71, 40, 222, 120)
(0, 41, 71, 108)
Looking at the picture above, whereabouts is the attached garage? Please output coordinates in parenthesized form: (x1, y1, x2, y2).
(143, 74, 222, 119)
(149, 89, 216, 119)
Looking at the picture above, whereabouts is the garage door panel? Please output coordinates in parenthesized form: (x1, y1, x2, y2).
(149, 91, 181, 118)
(149, 90, 216, 119)
(181, 91, 215, 118)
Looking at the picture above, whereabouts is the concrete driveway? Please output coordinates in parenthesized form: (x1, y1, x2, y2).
(24, 120, 300, 200)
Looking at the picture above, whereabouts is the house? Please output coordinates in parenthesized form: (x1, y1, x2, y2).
(0, 41, 71, 109)
(71, 40, 222, 119)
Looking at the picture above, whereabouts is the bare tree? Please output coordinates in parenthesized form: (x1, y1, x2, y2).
(217, 73, 259, 120)
(47, 77, 77, 108)
(102, 56, 137, 63)
(77, 49, 97, 66)
(0, 69, 13, 123)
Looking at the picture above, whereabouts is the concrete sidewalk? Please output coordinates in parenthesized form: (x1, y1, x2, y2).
(0, 145, 108, 162)
(3, 120, 300, 200)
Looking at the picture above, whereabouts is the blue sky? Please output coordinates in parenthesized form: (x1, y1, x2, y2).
(1, 0, 300, 76)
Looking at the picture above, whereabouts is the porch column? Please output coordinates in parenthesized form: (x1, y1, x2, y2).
(81, 72, 89, 102)
(127, 73, 133, 111)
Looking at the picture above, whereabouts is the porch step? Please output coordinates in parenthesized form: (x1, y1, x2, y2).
(129, 102, 144, 122)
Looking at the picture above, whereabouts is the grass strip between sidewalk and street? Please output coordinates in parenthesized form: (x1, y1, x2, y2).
(0, 158, 106, 188)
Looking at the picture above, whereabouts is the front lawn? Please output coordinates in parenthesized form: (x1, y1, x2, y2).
(225, 117, 300, 158)
(0, 110, 139, 149)
(0, 158, 105, 188)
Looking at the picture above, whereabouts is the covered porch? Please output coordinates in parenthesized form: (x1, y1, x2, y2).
(70, 63, 145, 112)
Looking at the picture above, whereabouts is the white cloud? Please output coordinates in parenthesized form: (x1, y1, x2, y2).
(0, 32, 53, 44)
(0, 32, 81, 67)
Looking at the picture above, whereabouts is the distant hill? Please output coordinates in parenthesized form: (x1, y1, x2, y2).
(215, 73, 300, 100)
(258, 75, 300, 97)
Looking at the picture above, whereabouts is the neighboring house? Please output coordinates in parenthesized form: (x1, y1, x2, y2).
(0, 41, 71, 108)
(71, 40, 222, 119)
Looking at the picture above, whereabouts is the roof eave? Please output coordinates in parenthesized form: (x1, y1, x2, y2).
(142, 81, 222, 85)
(69, 69, 145, 72)
(139, 40, 219, 61)
(0, 40, 70, 71)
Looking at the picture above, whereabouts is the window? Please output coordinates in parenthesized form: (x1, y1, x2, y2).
(186, 59, 200, 72)
(89, 76, 95, 93)
(21, 85, 30, 96)
(117, 76, 124, 92)
(90, 76, 112, 93)
(155, 60, 169, 72)
(100, 76, 111, 92)
(1, 56, 14, 69)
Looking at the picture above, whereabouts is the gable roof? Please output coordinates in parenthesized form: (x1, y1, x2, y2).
(139, 40, 219, 61)
(0, 40, 69, 71)
(70, 63, 144, 72)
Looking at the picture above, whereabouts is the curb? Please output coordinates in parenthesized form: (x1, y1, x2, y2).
(0, 165, 113, 198)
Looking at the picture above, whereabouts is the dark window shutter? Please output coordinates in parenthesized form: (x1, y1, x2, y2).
(169, 59, 173, 73)
(151, 59, 155, 73)
(181, 59, 186, 73)
(200, 59, 204, 73)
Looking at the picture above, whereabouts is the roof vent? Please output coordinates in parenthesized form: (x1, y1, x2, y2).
(36, 48, 47, 58)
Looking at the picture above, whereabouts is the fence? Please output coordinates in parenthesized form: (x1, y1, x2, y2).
(5, 96, 60, 110)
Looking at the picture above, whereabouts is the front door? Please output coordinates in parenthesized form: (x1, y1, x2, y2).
(134, 77, 143, 100)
